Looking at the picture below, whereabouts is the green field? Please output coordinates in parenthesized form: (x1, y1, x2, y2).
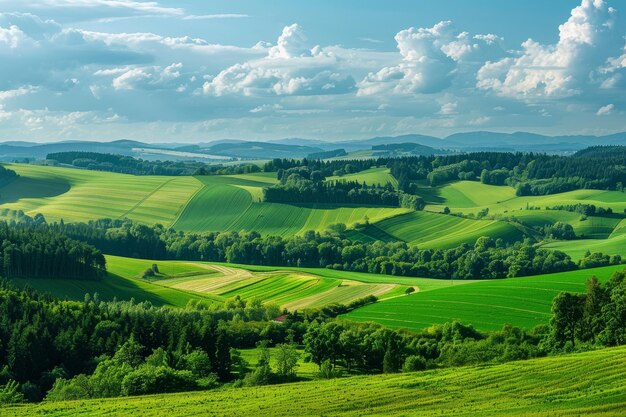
(346, 265, 625, 331)
(9, 262, 221, 308)
(326, 167, 398, 188)
(0, 164, 203, 225)
(0, 164, 409, 236)
(425, 181, 626, 215)
(7, 345, 626, 416)
(105, 255, 411, 310)
(354, 211, 527, 248)
(4, 164, 624, 256)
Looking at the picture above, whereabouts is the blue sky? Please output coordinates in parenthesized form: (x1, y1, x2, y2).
(0, 0, 624, 142)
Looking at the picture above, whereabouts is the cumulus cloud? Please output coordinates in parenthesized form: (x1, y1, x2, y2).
(477, 0, 624, 98)
(203, 24, 356, 97)
(358, 21, 504, 96)
(596, 103, 615, 115)
(110, 63, 183, 90)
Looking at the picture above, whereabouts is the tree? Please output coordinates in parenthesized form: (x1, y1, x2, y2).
(550, 292, 585, 348)
(0, 380, 25, 405)
(274, 343, 299, 379)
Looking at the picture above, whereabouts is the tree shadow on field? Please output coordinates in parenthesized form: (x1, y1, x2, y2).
(0, 177, 71, 203)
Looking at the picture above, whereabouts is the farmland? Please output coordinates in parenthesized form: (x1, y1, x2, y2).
(0, 164, 203, 225)
(1, 164, 625, 260)
(346, 265, 625, 331)
(7, 345, 626, 417)
(351, 210, 526, 248)
(105, 255, 412, 310)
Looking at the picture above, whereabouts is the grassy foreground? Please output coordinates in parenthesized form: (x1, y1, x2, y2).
(5, 346, 626, 416)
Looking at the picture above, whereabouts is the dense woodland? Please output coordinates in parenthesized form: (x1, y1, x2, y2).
(1, 267, 625, 402)
(12, 218, 618, 280)
(0, 222, 105, 279)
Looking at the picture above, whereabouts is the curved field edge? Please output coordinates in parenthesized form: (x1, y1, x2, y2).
(105, 256, 411, 310)
(345, 265, 626, 331)
(6, 346, 626, 417)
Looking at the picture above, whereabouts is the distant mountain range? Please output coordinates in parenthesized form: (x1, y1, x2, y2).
(0, 131, 624, 162)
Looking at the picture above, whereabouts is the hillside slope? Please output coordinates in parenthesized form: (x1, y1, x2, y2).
(7, 346, 626, 416)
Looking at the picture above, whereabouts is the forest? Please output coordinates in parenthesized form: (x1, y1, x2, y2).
(0, 222, 105, 280)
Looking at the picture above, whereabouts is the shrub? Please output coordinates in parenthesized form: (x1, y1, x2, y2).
(403, 355, 427, 372)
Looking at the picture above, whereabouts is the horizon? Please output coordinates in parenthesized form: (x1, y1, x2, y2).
(0, 0, 624, 142)
(2, 129, 626, 146)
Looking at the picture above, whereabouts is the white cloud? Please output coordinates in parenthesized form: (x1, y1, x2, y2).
(10, 0, 184, 17)
(438, 101, 458, 115)
(477, 0, 624, 98)
(358, 21, 504, 96)
(203, 24, 356, 97)
(268, 24, 311, 58)
(596, 103, 614, 116)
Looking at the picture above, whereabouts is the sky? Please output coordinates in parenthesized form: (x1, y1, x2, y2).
(0, 0, 624, 143)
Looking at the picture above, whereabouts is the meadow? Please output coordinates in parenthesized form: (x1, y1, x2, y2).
(346, 265, 626, 331)
(6, 345, 626, 416)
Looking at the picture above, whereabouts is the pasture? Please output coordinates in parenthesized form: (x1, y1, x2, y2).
(346, 265, 625, 331)
(7, 345, 626, 416)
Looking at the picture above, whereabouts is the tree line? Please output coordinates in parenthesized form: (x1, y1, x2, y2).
(45, 152, 261, 176)
(16, 218, 622, 280)
(0, 222, 105, 279)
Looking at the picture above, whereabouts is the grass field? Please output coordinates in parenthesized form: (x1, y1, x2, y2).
(104, 255, 412, 310)
(9, 262, 221, 308)
(0, 164, 203, 225)
(346, 265, 625, 331)
(356, 211, 527, 248)
(7, 345, 626, 416)
(424, 181, 626, 215)
(326, 167, 398, 188)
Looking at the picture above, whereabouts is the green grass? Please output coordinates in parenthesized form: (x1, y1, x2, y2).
(7, 345, 626, 416)
(238, 347, 319, 379)
(508, 210, 624, 239)
(104, 256, 412, 310)
(0, 164, 202, 226)
(358, 211, 526, 248)
(426, 183, 626, 216)
(12, 257, 222, 307)
(346, 265, 625, 331)
(326, 167, 398, 188)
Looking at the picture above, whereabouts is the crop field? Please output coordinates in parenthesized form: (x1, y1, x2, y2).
(345, 265, 625, 331)
(9, 265, 220, 308)
(0, 164, 203, 225)
(425, 182, 626, 215)
(353, 211, 526, 248)
(172, 174, 408, 235)
(326, 167, 398, 188)
(7, 345, 626, 417)
(105, 256, 411, 310)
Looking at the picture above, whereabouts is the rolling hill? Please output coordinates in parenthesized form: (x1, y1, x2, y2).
(345, 265, 625, 331)
(7, 345, 626, 416)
